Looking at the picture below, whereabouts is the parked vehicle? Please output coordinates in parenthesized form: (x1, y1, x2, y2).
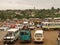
(33, 30, 44, 42)
(19, 30, 31, 42)
(42, 22, 60, 30)
(0, 27, 9, 31)
(36, 24, 40, 28)
(36, 24, 42, 28)
(3, 28, 19, 43)
(16, 24, 24, 29)
(57, 32, 60, 45)
(23, 21, 29, 26)
(28, 25, 35, 30)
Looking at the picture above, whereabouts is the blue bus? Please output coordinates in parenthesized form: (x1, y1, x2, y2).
(19, 30, 31, 42)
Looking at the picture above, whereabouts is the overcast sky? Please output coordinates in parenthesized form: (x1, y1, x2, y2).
(0, 0, 60, 10)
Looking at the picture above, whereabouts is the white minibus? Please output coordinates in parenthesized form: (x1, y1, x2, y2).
(3, 28, 19, 43)
(33, 30, 44, 42)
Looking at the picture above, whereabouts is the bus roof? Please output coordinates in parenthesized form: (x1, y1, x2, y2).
(35, 30, 43, 34)
(8, 28, 18, 32)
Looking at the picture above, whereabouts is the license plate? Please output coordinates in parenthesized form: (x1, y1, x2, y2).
(37, 38, 40, 40)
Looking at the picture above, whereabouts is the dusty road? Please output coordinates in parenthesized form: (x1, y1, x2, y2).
(0, 29, 59, 45)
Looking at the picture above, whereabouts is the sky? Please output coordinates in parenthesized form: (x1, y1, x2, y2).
(0, 0, 60, 10)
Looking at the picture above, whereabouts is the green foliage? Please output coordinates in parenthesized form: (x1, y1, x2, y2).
(0, 7, 60, 20)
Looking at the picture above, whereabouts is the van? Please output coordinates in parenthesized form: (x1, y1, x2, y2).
(3, 28, 19, 43)
(19, 30, 31, 42)
(0, 27, 9, 31)
(33, 30, 44, 42)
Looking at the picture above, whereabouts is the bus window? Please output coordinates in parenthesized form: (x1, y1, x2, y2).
(20, 32, 24, 35)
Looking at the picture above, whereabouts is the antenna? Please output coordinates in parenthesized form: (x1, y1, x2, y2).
(34, 6, 35, 10)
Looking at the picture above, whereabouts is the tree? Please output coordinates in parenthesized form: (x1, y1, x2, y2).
(51, 7, 55, 10)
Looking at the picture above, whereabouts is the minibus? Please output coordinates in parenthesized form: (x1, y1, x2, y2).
(19, 30, 31, 42)
(3, 28, 19, 43)
(33, 30, 44, 42)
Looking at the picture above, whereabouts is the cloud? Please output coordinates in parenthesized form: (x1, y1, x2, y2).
(0, 0, 60, 10)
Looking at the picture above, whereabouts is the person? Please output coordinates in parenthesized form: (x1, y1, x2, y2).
(23, 26, 28, 30)
(58, 34, 60, 38)
(58, 31, 60, 45)
(59, 31, 60, 35)
(40, 23, 42, 28)
(11, 24, 16, 28)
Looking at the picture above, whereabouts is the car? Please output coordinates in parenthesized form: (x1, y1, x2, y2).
(16, 24, 24, 29)
(19, 30, 31, 42)
(23, 21, 29, 26)
(0, 27, 9, 31)
(28, 25, 35, 30)
(36, 24, 40, 28)
(33, 30, 44, 43)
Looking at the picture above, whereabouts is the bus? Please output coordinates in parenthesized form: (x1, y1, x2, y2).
(42, 22, 60, 30)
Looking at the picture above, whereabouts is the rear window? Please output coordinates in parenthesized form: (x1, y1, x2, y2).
(18, 25, 21, 27)
(35, 33, 42, 37)
(20, 32, 29, 35)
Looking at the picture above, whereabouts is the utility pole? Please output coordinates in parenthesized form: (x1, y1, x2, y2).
(31, 0, 36, 17)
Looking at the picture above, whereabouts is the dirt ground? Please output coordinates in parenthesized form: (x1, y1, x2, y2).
(0, 29, 59, 45)
(0, 31, 7, 41)
(14, 30, 58, 45)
